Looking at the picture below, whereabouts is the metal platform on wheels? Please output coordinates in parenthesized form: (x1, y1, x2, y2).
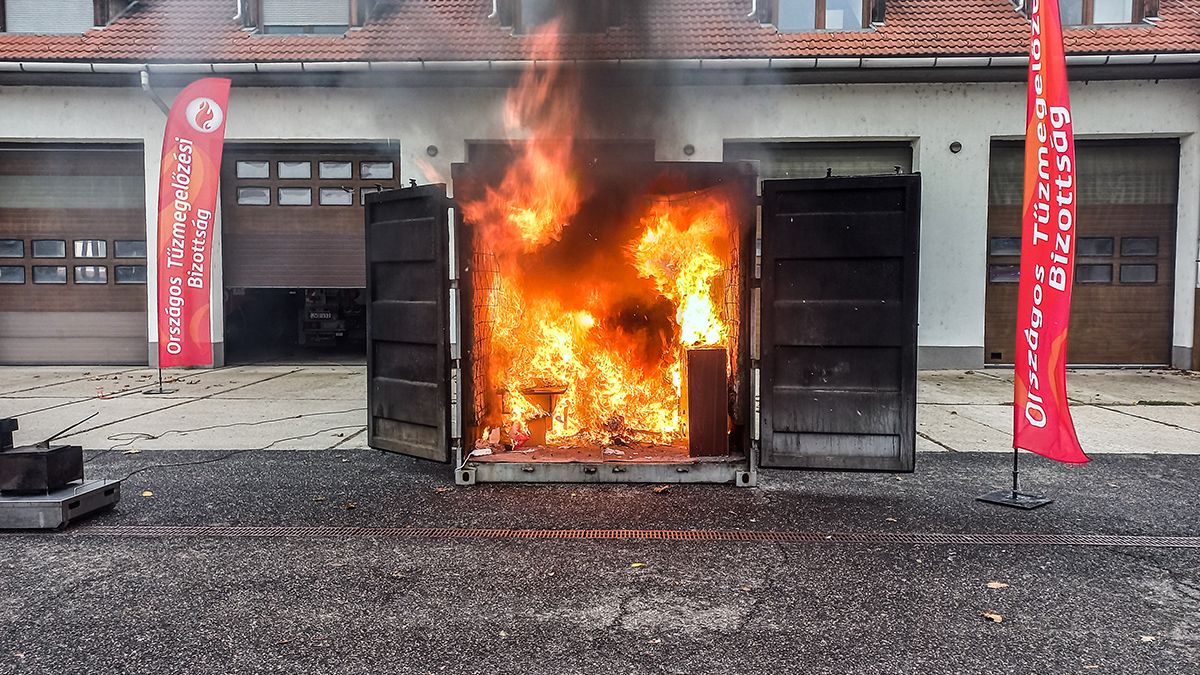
(0, 480, 121, 530)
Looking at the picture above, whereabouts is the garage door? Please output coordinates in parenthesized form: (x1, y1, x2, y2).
(985, 140, 1178, 365)
(221, 144, 402, 288)
(0, 145, 148, 365)
(724, 141, 914, 181)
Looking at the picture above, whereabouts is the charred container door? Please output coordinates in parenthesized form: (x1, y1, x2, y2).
(365, 185, 454, 462)
(759, 175, 920, 471)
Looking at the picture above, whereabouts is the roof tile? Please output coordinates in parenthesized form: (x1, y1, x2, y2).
(0, 0, 1197, 63)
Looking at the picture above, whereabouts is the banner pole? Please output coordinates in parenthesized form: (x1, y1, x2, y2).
(144, 365, 176, 396)
(978, 446, 1053, 510)
(1011, 445, 1020, 496)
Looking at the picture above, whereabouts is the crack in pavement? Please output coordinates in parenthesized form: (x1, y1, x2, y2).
(0, 366, 149, 397)
(0, 363, 264, 419)
(58, 368, 307, 441)
(916, 430, 958, 452)
(326, 427, 367, 451)
(1090, 404, 1200, 436)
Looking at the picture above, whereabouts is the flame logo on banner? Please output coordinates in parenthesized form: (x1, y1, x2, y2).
(185, 97, 224, 134)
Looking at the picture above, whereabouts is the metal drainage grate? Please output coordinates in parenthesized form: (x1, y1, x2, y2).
(15, 526, 1199, 548)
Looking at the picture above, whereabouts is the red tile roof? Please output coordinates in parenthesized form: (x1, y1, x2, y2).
(0, 0, 1198, 63)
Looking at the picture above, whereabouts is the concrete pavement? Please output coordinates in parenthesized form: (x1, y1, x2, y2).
(916, 369, 1200, 455)
(2, 450, 1199, 674)
(3, 366, 1200, 673)
(0, 364, 368, 453)
(2, 365, 1198, 455)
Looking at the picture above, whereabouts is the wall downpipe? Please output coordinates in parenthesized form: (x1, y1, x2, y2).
(139, 70, 171, 117)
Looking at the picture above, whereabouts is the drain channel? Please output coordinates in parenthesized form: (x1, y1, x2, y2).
(17, 526, 1200, 548)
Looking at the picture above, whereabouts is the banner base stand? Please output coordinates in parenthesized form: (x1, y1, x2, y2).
(976, 489, 1054, 510)
(142, 368, 177, 396)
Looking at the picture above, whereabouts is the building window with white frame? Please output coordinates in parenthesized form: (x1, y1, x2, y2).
(1058, 0, 1155, 25)
(763, 0, 874, 32)
(258, 0, 351, 34)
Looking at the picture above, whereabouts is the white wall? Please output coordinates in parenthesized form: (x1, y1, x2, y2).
(2, 77, 1197, 367)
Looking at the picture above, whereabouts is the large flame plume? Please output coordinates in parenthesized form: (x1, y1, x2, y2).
(462, 21, 738, 448)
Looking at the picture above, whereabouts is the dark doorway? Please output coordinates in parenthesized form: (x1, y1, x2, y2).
(224, 287, 366, 364)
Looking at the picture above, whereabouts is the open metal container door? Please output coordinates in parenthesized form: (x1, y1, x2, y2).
(758, 175, 920, 471)
(364, 184, 455, 462)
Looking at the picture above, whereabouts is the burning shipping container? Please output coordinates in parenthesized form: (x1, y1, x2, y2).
(363, 18, 921, 485)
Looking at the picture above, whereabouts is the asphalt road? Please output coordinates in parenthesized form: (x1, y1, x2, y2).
(2, 450, 1198, 674)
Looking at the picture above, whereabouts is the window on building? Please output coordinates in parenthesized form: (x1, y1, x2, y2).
(360, 186, 383, 205)
(989, 237, 1021, 256)
(319, 161, 353, 179)
(257, 0, 359, 34)
(360, 162, 394, 180)
(2, 0, 96, 34)
(320, 187, 355, 206)
(236, 161, 270, 179)
(115, 265, 147, 284)
(1119, 263, 1157, 284)
(511, 0, 624, 34)
(237, 187, 272, 206)
(278, 187, 313, 206)
(1058, 0, 1152, 25)
(278, 161, 312, 179)
(0, 240, 24, 258)
(114, 240, 147, 258)
(0, 266, 25, 284)
(763, 0, 875, 32)
(32, 240, 66, 258)
(1077, 237, 1115, 257)
(73, 240, 108, 258)
(1120, 237, 1158, 257)
(32, 265, 67, 284)
(74, 265, 108, 284)
(1076, 264, 1113, 283)
(988, 264, 1021, 283)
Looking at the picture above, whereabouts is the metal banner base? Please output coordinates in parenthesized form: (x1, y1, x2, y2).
(0, 480, 121, 529)
(976, 489, 1054, 510)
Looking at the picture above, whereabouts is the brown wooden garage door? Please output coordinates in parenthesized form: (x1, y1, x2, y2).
(0, 145, 148, 365)
(984, 140, 1178, 365)
(221, 144, 401, 289)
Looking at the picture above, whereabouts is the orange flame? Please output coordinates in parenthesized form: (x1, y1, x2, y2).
(462, 19, 583, 255)
(463, 20, 737, 448)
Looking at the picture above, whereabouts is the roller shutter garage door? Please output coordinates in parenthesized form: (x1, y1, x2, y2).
(0, 145, 148, 365)
(221, 144, 402, 289)
(984, 140, 1178, 365)
(724, 141, 914, 182)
